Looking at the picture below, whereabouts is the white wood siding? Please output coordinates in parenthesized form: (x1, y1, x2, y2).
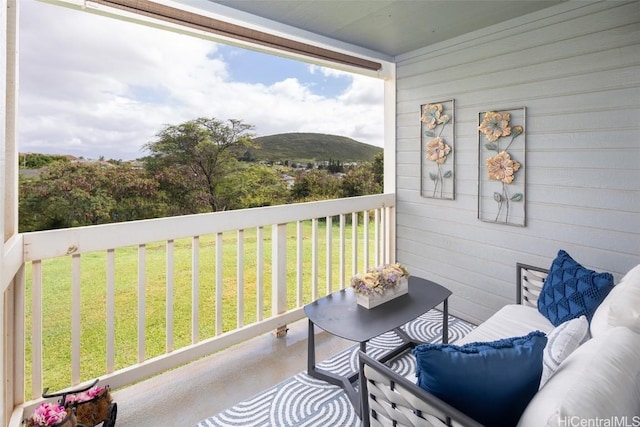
(395, 1, 640, 324)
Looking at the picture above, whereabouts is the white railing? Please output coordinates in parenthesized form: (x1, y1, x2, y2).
(11, 194, 395, 414)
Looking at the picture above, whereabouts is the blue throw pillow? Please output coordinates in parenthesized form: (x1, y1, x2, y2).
(412, 331, 547, 427)
(537, 250, 614, 326)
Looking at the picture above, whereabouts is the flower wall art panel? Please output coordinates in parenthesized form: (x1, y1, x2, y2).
(421, 100, 455, 200)
(478, 107, 526, 226)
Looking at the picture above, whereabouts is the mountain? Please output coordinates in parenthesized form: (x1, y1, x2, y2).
(248, 133, 382, 164)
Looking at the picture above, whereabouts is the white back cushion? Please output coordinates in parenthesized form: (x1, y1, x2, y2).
(590, 264, 640, 337)
(518, 327, 640, 427)
(539, 316, 589, 389)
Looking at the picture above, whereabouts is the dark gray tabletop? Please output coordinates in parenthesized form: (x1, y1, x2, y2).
(304, 276, 451, 343)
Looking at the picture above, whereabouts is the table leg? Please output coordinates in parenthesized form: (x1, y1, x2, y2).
(306, 319, 361, 416)
(359, 341, 368, 426)
(307, 319, 316, 374)
(442, 298, 449, 344)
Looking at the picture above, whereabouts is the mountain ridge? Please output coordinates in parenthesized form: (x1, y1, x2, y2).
(248, 132, 382, 164)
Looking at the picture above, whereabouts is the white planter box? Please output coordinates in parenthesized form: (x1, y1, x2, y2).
(356, 277, 409, 309)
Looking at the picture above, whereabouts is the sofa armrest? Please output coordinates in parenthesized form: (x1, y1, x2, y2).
(359, 351, 484, 427)
(516, 263, 548, 306)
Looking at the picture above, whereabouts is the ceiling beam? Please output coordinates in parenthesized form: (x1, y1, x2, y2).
(91, 0, 382, 71)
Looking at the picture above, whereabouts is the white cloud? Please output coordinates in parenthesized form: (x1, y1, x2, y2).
(308, 64, 351, 79)
(18, 0, 384, 160)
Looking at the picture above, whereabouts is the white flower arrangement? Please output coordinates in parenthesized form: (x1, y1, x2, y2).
(351, 263, 409, 296)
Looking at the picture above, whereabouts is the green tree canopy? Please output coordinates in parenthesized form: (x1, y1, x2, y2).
(19, 153, 69, 169)
(19, 162, 165, 231)
(220, 164, 289, 209)
(290, 169, 342, 202)
(372, 152, 384, 188)
(143, 117, 255, 212)
(340, 162, 382, 198)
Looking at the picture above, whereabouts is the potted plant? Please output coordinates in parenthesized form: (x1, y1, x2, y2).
(25, 403, 76, 427)
(65, 385, 115, 427)
(351, 263, 410, 308)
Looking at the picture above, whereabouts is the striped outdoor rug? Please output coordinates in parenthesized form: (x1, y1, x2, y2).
(194, 310, 475, 427)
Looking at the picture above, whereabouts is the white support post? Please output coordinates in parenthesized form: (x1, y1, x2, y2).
(272, 224, 288, 337)
(2, 1, 19, 423)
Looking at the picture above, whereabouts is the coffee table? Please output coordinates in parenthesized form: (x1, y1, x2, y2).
(303, 276, 451, 417)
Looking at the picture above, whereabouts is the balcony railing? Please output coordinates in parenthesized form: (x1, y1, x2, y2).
(9, 194, 395, 419)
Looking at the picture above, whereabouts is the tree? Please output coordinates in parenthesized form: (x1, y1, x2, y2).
(19, 153, 69, 169)
(101, 164, 167, 222)
(290, 169, 341, 202)
(220, 164, 289, 209)
(143, 117, 255, 212)
(143, 159, 210, 216)
(19, 162, 165, 231)
(372, 152, 384, 189)
(340, 163, 382, 197)
(327, 158, 344, 174)
(20, 163, 114, 230)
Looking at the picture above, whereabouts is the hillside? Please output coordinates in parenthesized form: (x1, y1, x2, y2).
(248, 133, 382, 164)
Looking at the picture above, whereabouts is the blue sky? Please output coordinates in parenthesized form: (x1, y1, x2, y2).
(17, 1, 384, 161)
(216, 46, 352, 98)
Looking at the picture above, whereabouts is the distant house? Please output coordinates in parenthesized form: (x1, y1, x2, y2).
(281, 174, 296, 189)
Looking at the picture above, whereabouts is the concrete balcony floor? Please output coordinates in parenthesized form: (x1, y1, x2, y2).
(111, 318, 354, 426)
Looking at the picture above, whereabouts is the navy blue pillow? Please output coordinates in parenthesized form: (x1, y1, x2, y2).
(412, 331, 547, 427)
(537, 250, 614, 326)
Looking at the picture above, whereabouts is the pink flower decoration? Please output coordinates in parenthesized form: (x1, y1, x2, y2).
(32, 403, 67, 426)
(66, 386, 106, 403)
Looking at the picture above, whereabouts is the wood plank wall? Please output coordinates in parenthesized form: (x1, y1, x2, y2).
(394, 1, 640, 324)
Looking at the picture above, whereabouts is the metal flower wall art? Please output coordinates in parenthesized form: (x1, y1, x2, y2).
(421, 100, 455, 199)
(478, 107, 526, 226)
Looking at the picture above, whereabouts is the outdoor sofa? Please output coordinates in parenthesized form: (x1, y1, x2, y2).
(359, 251, 640, 426)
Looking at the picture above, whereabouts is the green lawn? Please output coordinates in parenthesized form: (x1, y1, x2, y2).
(25, 220, 376, 396)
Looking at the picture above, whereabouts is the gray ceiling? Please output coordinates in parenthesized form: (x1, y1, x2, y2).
(208, 0, 564, 57)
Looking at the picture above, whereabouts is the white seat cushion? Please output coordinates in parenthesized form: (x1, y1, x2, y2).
(457, 304, 553, 345)
(403, 304, 552, 383)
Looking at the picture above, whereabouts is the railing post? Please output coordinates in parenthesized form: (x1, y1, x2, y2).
(325, 216, 332, 294)
(137, 245, 146, 363)
(11, 266, 25, 409)
(272, 223, 288, 337)
(31, 260, 42, 399)
(386, 206, 396, 264)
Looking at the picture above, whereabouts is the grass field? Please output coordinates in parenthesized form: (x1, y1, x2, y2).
(24, 220, 376, 396)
